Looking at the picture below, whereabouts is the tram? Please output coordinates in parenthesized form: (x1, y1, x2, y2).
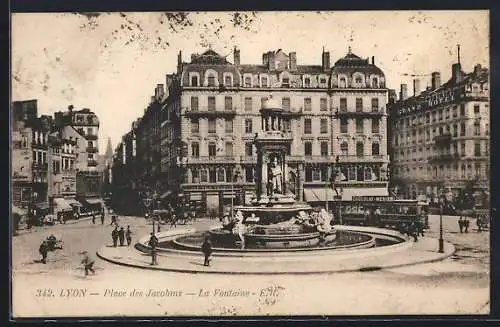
(334, 196, 428, 229)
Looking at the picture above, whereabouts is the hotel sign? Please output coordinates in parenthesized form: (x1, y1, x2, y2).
(352, 196, 395, 202)
(398, 86, 463, 116)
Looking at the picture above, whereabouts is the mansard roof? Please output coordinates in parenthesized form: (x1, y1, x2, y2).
(190, 49, 229, 65)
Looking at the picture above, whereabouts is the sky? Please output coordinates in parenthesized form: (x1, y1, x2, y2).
(11, 11, 489, 153)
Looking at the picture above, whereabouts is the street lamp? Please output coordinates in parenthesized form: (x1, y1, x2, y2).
(231, 168, 241, 219)
(438, 188, 445, 253)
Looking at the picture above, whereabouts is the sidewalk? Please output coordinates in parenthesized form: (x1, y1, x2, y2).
(97, 236, 455, 275)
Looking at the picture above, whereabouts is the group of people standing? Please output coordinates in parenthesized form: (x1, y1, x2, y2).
(111, 225, 133, 247)
(458, 217, 471, 233)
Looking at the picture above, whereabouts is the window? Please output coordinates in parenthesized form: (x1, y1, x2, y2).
(208, 142, 216, 157)
(372, 77, 378, 87)
(304, 98, 312, 111)
(200, 169, 208, 182)
(209, 168, 216, 183)
(190, 96, 199, 111)
(320, 77, 327, 85)
(320, 142, 328, 156)
(191, 143, 199, 157)
(245, 166, 254, 182)
(356, 142, 364, 157)
(475, 142, 481, 156)
(217, 168, 225, 182)
(348, 166, 356, 181)
(461, 142, 466, 156)
(305, 166, 312, 182)
(485, 123, 489, 136)
(340, 98, 347, 112)
(474, 104, 480, 115)
(371, 98, 379, 112)
(339, 77, 346, 88)
(320, 119, 328, 134)
(207, 75, 216, 87)
(320, 98, 327, 111)
(452, 124, 458, 137)
(261, 76, 268, 87)
(283, 119, 291, 132)
(282, 98, 291, 111)
(225, 142, 233, 156)
(225, 96, 232, 111)
(245, 142, 253, 156)
(372, 142, 380, 155)
(191, 75, 198, 86)
(474, 121, 480, 136)
(224, 75, 232, 87)
(356, 98, 363, 112)
(432, 112, 436, 122)
(460, 104, 465, 116)
(244, 76, 252, 87)
(304, 142, 312, 156)
(355, 77, 362, 84)
(208, 119, 216, 133)
(356, 119, 364, 133)
(340, 142, 348, 155)
(208, 96, 216, 111)
(282, 77, 290, 87)
(438, 109, 443, 121)
(372, 119, 379, 133)
(225, 119, 233, 133)
(439, 126, 443, 135)
(190, 119, 199, 134)
(304, 77, 311, 87)
(313, 168, 321, 181)
(460, 123, 466, 136)
(245, 119, 253, 133)
(340, 118, 348, 133)
(244, 97, 252, 112)
(304, 119, 312, 134)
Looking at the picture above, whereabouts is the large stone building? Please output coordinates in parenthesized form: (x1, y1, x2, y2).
(116, 46, 391, 214)
(388, 58, 489, 203)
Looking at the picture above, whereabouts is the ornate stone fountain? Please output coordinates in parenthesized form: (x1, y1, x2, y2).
(209, 97, 336, 249)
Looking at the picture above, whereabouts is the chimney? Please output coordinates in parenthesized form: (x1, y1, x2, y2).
(413, 79, 421, 96)
(289, 52, 297, 71)
(150, 96, 156, 104)
(371, 56, 375, 65)
(268, 52, 276, 71)
(233, 47, 240, 66)
(166, 74, 173, 88)
(452, 63, 463, 83)
(177, 51, 182, 74)
(157, 84, 165, 99)
(68, 105, 74, 112)
(431, 72, 441, 90)
(400, 84, 408, 101)
(322, 50, 330, 71)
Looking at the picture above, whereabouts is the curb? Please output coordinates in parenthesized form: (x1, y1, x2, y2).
(96, 238, 455, 275)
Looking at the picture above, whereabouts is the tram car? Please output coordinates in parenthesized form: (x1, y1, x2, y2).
(336, 196, 428, 229)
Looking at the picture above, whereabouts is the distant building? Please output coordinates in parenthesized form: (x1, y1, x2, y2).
(388, 55, 489, 202)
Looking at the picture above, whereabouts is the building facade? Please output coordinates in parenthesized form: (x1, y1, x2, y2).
(116, 46, 391, 214)
(388, 60, 489, 203)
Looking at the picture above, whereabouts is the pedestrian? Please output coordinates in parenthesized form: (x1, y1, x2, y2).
(126, 226, 132, 246)
(111, 227, 119, 247)
(118, 227, 125, 246)
(80, 251, 95, 276)
(477, 217, 483, 233)
(458, 217, 463, 233)
(201, 235, 213, 267)
(110, 215, 117, 227)
(148, 233, 159, 265)
(39, 240, 49, 264)
(464, 218, 470, 233)
(92, 213, 96, 224)
(100, 211, 105, 225)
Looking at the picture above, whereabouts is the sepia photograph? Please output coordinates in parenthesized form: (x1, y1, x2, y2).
(10, 10, 490, 318)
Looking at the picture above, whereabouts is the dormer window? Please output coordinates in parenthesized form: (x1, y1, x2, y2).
(372, 77, 379, 88)
(339, 77, 346, 88)
(207, 75, 216, 87)
(355, 77, 362, 84)
(282, 77, 290, 88)
(244, 76, 252, 87)
(224, 75, 232, 87)
(261, 76, 268, 87)
(304, 77, 311, 88)
(191, 75, 199, 86)
(319, 77, 327, 85)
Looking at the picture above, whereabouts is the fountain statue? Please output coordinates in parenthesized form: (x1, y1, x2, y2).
(208, 96, 336, 249)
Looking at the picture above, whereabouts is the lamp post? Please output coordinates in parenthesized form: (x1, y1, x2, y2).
(231, 168, 241, 219)
(438, 189, 444, 253)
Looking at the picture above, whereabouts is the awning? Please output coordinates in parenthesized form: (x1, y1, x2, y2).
(84, 198, 104, 205)
(69, 200, 83, 207)
(12, 205, 27, 216)
(304, 189, 321, 202)
(307, 188, 341, 202)
(160, 191, 172, 199)
(340, 187, 389, 201)
(53, 198, 73, 212)
(34, 202, 50, 210)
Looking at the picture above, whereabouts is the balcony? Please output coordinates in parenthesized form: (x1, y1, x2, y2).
(240, 155, 257, 164)
(183, 108, 237, 118)
(88, 159, 98, 167)
(86, 133, 98, 140)
(427, 153, 459, 163)
(334, 108, 385, 118)
(86, 146, 98, 153)
(32, 162, 48, 171)
(434, 133, 452, 146)
(184, 156, 237, 165)
(286, 155, 388, 164)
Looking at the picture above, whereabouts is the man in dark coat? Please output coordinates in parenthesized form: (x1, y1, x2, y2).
(118, 227, 125, 246)
(100, 210, 105, 225)
(39, 240, 48, 264)
(81, 251, 95, 276)
(148, 233, 159, 265)
(458, 217, 464, 233)
(201, 235, 213, 267)
(126, 226, 133, 246)
(92, 213, 96, 224)
(111, 227, 119, 247)
(464, 218, 470, 233)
